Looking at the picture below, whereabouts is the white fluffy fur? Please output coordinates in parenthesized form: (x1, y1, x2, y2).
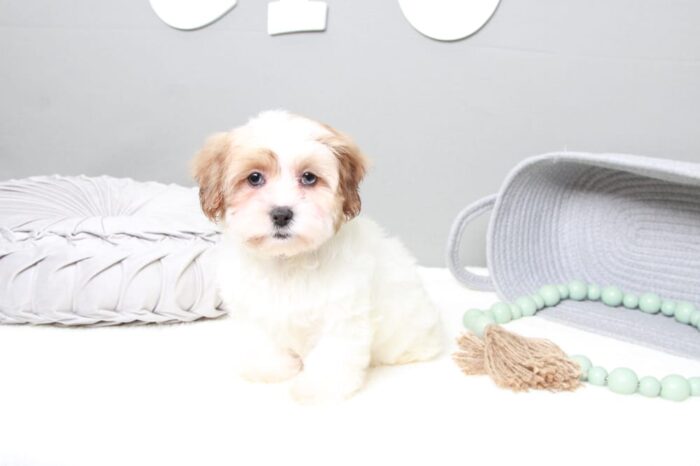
(206, 111, 442, 403)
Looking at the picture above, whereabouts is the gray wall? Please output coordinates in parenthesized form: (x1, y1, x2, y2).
(2, 0, 700, 266)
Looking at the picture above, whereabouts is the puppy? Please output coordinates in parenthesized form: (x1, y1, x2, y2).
(192, 110, 442, 403)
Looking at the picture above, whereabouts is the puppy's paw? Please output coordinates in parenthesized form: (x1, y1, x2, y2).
(290, 368, 365, 405)
(238, 351, 302, 384)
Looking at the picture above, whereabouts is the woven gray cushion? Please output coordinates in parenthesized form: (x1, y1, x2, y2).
(0, 175, 224, 325)
(447, 152, 700, 359)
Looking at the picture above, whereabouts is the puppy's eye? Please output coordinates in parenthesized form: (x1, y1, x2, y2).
(247, 172, 265, 187)
(300, 172, 317, 186)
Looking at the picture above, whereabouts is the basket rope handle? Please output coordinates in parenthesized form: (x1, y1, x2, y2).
(446, 194, 497, 291)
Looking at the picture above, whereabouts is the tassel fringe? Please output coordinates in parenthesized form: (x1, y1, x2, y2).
(453, 325, 581, 392)
(453, 333, 486, 375)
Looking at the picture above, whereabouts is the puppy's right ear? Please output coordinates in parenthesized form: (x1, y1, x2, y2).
(191, 132, 231, 221)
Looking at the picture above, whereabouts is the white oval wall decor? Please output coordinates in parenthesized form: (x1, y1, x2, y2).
(150, 0, 238, 30)
(398, 0, 500, 41)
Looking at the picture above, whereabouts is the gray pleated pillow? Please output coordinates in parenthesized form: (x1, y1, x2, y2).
(447, 152, 700, 359)
(0, 175, 224, 325)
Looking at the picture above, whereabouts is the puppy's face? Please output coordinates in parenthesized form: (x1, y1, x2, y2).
(192, 111, 369, 257)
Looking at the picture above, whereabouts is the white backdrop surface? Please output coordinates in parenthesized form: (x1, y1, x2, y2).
(1, 268, 697, 466)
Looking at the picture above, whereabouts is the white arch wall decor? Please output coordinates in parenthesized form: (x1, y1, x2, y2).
(268, 0, 328, 35)
(150, 0, 238, 30)
(398, 0, 501, 41)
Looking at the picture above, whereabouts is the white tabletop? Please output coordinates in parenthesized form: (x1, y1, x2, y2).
(1, 267, 698, 466)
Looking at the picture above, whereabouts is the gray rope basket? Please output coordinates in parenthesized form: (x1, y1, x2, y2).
(447, 152, 700, 359)
(0, 175, 225, 326)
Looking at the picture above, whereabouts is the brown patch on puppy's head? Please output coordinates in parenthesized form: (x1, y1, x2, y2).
(191, 132, 231, 221)
(319, 125, 370, 221)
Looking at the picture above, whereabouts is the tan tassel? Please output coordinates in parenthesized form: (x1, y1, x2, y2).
(452, 333, 486, 375)
(454, 325, 582, 392)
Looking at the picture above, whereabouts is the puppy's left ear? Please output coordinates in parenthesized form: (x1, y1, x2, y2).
(321, 127, 370, 220)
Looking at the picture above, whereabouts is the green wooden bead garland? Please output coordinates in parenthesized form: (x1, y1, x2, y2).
(461, 280, 700, 402)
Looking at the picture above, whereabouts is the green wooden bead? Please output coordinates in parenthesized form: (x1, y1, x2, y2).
(588, 366, 608, 386)
(568, 280, 588, 301)
(532, 294, 545, 310)
(623, 294, 639, 309)
(471, 314, 496, 337)
(569, 355, 591, 381)
(661, 300, 676, 316)
(516, 296, 538, 317)
(557, 284, 569, 299)
(491, 302, 512, 324)
(587, 284, 602, 301)
(674, 302, 695, 324)
(607, 367, 639, 395)
(539, 285, 561, 307)
(661, 375, 691, 401)
(688, 377, 700, 396)
(639, 293, 661, 314)
(690, 310, 700, 327)
(638, 376, 661, 397)
(483, 309, 495, 321)
(509, 304, 522, 320)
(463, 309, 483, 328)
(601, 286, 623, 307)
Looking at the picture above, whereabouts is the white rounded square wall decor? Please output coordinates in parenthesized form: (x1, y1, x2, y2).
(398, 0, 501, 41)
(268, 0, 328, 35)
(150, 0, 238, 30)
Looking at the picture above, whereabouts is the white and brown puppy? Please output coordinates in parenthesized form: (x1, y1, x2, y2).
(192, 110, 442, 403)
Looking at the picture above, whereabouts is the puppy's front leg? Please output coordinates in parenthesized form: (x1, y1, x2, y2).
(291, 315, 372, 404)
(232, 318, 302, 383)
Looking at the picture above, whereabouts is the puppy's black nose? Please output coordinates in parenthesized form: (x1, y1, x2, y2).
(270, 206, 294, 227)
